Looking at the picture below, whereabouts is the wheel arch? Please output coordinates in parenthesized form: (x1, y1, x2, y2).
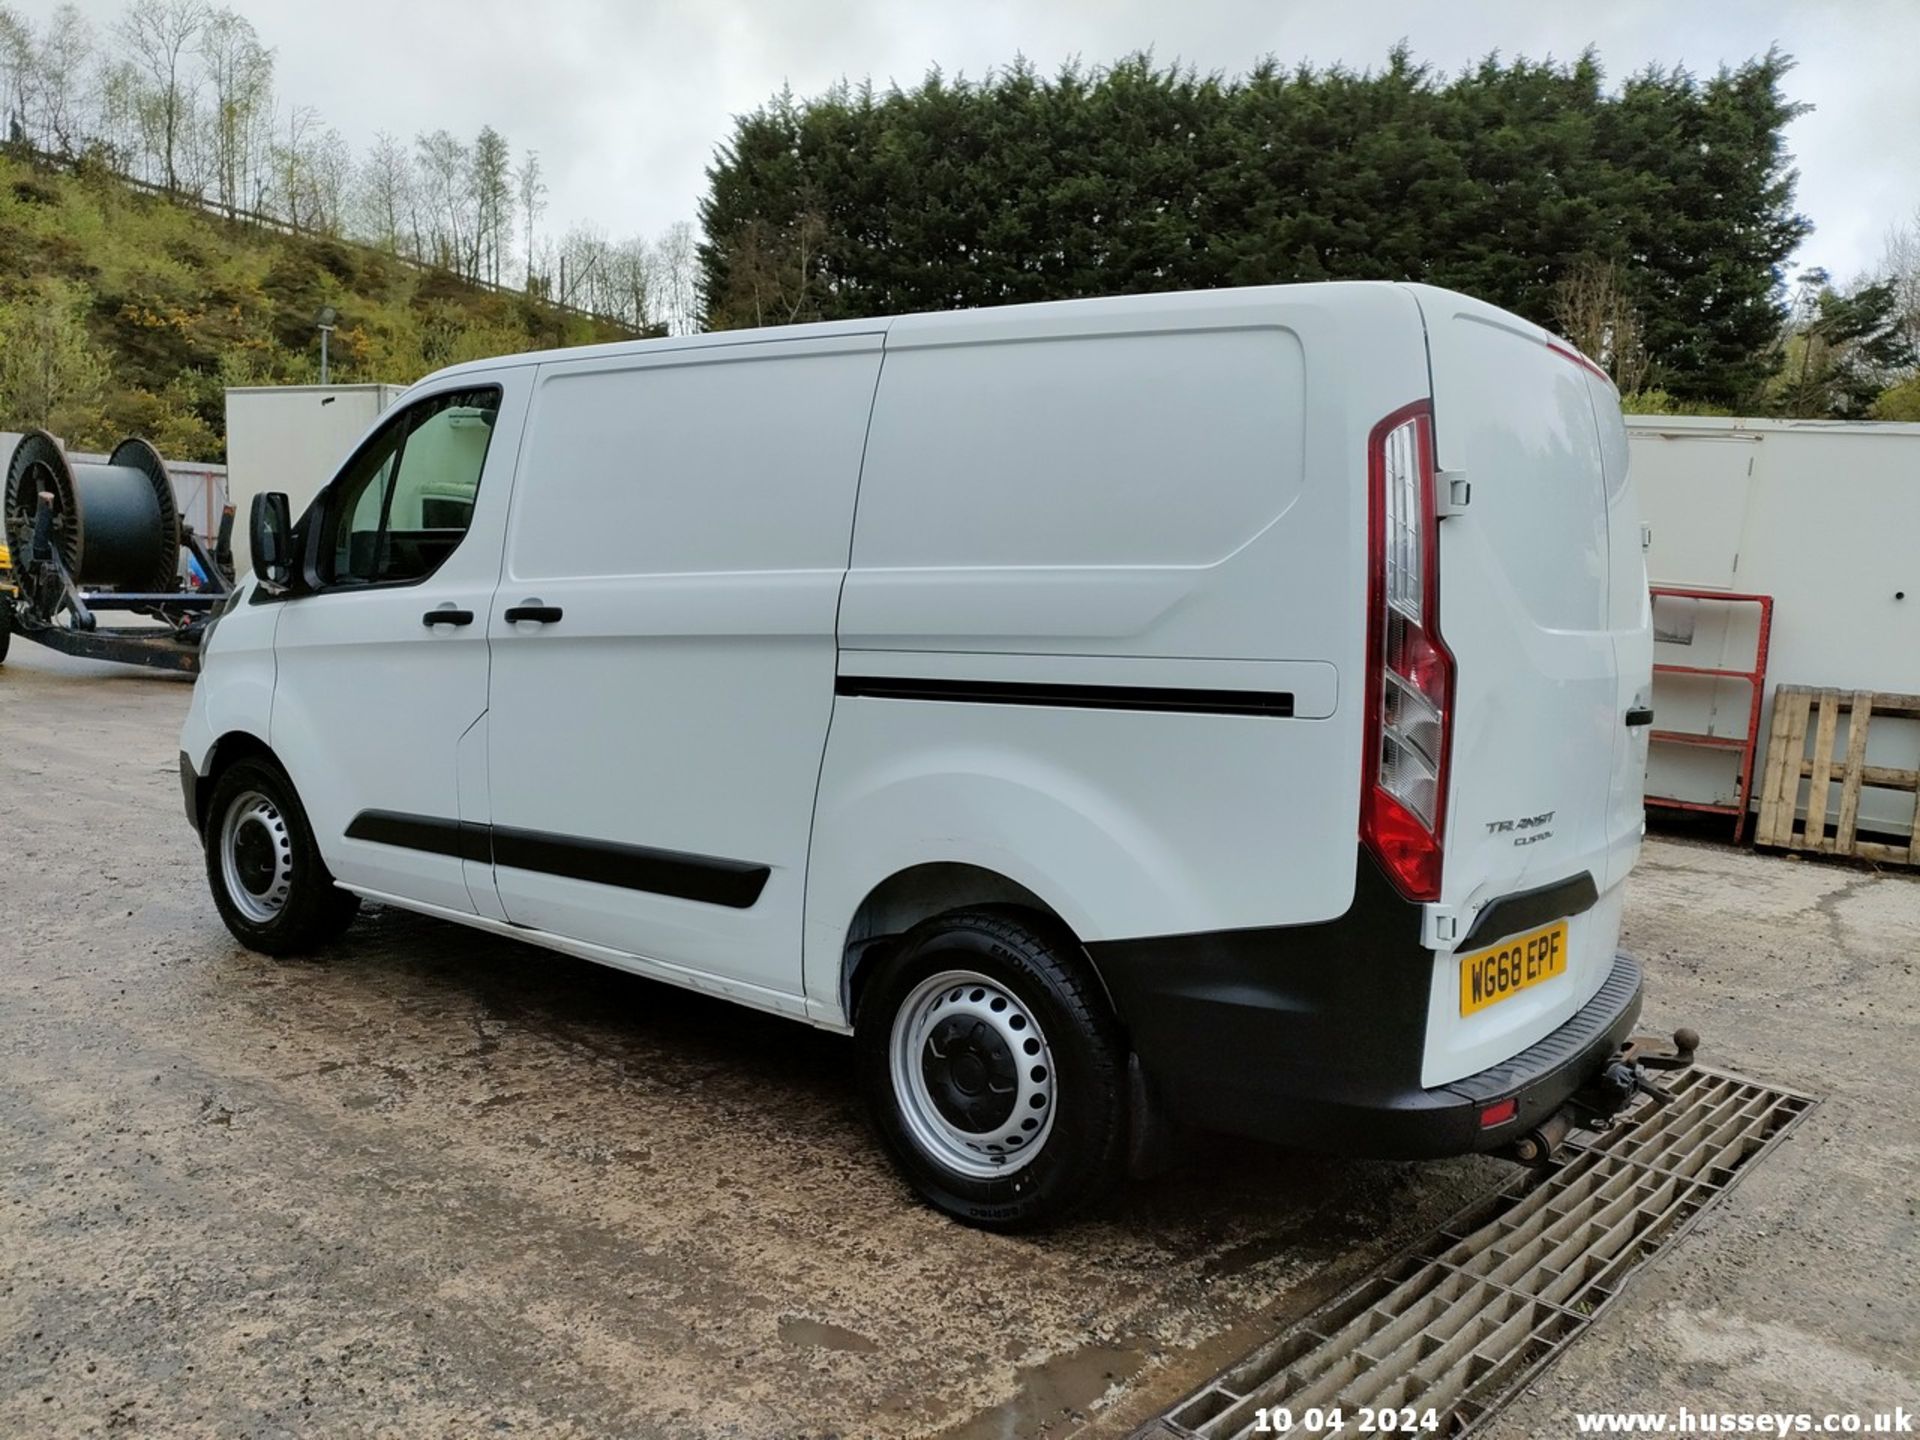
(194, 729, 281, 831)
(803, 753, 1210, 1027)
(838, 862, 1097, 1026)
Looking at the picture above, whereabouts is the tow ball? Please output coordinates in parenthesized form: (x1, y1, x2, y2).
(1511, 1027, 1700, 1166)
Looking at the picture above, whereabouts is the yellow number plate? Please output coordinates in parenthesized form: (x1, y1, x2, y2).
(1459, 920, 1569, 1016)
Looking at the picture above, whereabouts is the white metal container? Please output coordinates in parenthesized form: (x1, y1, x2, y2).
(1631, 415, 1920, 839)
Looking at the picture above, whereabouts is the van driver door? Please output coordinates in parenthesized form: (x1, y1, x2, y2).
(268, 371, 532, 916)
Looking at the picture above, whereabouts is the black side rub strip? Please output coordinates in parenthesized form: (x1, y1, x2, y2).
(490, 826, 768, 909)
(346, 810, 490, 864)
(835, 674, 1295, 717)
(1458, 870, 1601, 950)
(344, 811, 770, 909)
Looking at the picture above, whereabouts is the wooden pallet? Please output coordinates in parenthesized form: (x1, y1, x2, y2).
(1755, 687, 1920, 865)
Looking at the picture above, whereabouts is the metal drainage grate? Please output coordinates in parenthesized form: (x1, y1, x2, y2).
(1144, 1066, 1815, 1440)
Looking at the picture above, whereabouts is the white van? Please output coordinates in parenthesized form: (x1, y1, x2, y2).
(180, 283, 1654, 1228)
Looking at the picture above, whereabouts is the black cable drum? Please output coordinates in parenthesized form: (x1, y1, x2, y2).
(4, 430, 181, 593)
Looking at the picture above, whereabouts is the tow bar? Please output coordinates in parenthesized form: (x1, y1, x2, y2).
(1511, 1027, 1699, 1166)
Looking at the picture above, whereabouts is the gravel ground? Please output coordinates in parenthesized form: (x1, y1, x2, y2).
(1483, 826, 1920, 1436)
(1, 641, 1914, 1437)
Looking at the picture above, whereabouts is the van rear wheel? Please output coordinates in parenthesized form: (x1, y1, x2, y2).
(203, 757, 358, 956)
(856, 908, 1127, 1230)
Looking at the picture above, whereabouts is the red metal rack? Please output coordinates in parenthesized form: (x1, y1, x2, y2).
(1646, 588, 1775, 842)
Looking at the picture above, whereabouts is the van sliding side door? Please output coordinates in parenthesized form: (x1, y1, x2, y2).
(480, 335, 885, 999)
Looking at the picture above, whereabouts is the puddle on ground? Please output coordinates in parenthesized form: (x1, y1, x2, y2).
(941, 1342, 1145, 1440)
(777, 1315, 881, 1353)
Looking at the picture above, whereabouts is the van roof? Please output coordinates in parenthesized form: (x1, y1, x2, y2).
(415, 281, 1485, 386)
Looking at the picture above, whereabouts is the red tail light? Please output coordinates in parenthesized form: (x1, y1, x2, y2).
(1361, 401, 1454, 902)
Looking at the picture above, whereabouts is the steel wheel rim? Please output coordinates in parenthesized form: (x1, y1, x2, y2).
(219, 789, 293, 924)
(889, 968, 1057, 1179)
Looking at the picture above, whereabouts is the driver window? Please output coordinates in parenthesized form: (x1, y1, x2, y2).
(323, 386, 500, 586)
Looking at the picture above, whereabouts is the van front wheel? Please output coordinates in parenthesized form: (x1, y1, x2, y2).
(856, 908, 1127, 1230)
(203, 758, 359, 956)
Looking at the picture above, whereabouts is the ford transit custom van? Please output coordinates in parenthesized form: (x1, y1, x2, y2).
(181, 283, 1655, 1228)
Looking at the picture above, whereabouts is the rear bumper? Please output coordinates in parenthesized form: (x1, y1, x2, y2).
(1269, 953, 1643, 1157)
(1086, 850, 1643, 1160)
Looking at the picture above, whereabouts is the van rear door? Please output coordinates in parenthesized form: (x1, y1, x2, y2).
(1586, 370, 1655, 894)
(1408, 287, 1639, 1088)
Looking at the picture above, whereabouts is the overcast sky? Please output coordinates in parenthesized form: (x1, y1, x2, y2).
(49, 0, 1920, 282)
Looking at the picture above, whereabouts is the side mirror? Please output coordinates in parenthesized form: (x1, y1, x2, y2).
(250, 491, 293, 592)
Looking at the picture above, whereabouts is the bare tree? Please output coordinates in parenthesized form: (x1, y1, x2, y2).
(117, 0, 210, 193)
(651, 219, 700, 335)
(556, 222, 610, 311)
(198, 7, 270, 215)
(1551, 257, 1651, 394)
(523, 232, 554, 299)
(355, 130, 412, 252)
(706, 214, 822, 331)
(515, 147, 545, 289)
(0, 7, 34, 145)
(606, 237, 652, 330)
(1882, 210, 1920, 362)
(306, 123, 351, 235)
(415, 127, 473, 275)
(267, 101, 318, 229)
(472, 124, 512, 285)
(91, 54, 143, 169)
(36, 6, 96, 156)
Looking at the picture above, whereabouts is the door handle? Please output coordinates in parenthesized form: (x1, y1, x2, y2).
(503, 601, 564, 625)
(1625, 706, 1655, 728)
(423, 607, 474, 628)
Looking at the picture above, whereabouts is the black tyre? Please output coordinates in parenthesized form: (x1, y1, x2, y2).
(202, 757, 359, 956)
(0, 590, 12, 665)
(856, 907, 1128, 1230)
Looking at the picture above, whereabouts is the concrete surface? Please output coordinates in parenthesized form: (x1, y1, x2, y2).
(1, 641, 1914, 1437)
(0, 645, 1496, 1438)
(1483, 829, 1920, 1436)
